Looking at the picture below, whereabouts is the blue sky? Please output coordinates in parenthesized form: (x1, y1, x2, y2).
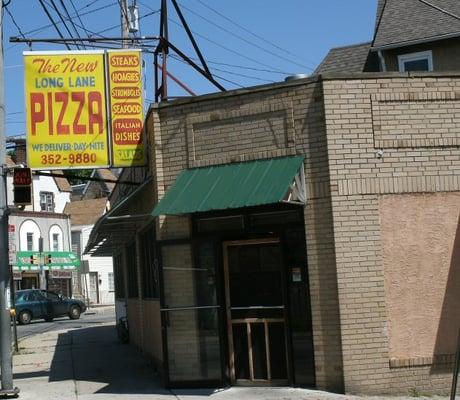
(4, 0, 378, 136)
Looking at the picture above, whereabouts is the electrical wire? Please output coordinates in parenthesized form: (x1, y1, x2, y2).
(68, 0, 93, 37)
(177, 1, 314, 71)
(22, 0, 118, 37)
(4, 4, 27, 39)
(193, 0, 318, 67)
(37, 0, 71, 50)
(45, 0, 81, 49)
(57, 0, 87, 48)
(139, 0, 294, 74)
(167, 18, 286, 73)
(169, 53, 244, 88)
(91, 8, 160, 37)
(170, 54, 275, 83)
(182, 55, 296, 75)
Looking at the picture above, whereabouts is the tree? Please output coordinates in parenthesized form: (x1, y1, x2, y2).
(63, 169, 93, 185)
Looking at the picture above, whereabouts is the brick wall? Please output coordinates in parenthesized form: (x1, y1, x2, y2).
(322, 75, 460, 395)
(150, 73, 460, 394)
(153, 79, 344, 391)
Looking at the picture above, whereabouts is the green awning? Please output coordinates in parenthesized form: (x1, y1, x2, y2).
(153, 156, 306, 216)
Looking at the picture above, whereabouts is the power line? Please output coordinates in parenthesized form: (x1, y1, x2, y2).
(193, 0, 318, 67)
(177, 1, 314, 71)
(169, 54, 243, 88)
(91, 8, 160, 37)
(37, 0, 71, 50)
(57, 0, 87, 48)
(45, 0, 81, 49)
(5, 1, 118, 53)
(4, 4, 26, 39)
(184, 55, 296, 75)
(168, 18, 286, 73)
(22, 0, 117, 37)
(170, 54, 275, 83)
(68, 0, 93, 37)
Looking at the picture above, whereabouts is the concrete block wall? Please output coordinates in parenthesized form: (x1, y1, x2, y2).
(322, 75, 460, 395)
(152, 79, 344, 391)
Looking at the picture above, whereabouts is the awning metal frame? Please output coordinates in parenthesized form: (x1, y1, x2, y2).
(84, 178, 154, 256)
(283, 165, 307, 205)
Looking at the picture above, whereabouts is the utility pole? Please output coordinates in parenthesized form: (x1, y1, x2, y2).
(121, 0, 129, 48)
(160, 0, 169, 99)
(38, 237, 46, 289)
(0, 2, 19, 396)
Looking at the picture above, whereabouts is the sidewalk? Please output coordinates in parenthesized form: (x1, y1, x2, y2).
(12, 321, 453, 400)
(83, 304, 115, 316)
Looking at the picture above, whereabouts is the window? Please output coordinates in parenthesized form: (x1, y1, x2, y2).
(398, 51, 433, 72)
(71, 231, 81, 256)
(196, 215, 243, 233)
(43, 291, 60, 301)
(140, 227, 158, 299)
(52, 233, 59, 251)
(126, 242, 138, 298)
(114, 253, 125, 299)
(108, 272, 115, 292)
(40, 192, 54, 212)
(26, 232, 33, 251)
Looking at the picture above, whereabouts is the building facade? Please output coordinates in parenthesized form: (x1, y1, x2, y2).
(65, 197, 115, 305)
(5, 151, 75, 296)
(86, 72, 460, 395)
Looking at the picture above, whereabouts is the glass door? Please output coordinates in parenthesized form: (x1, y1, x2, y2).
(223, 239, 289, 385)
(160, 241, 222, 385)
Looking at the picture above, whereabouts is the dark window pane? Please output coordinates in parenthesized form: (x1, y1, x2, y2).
(197, 215, 243, 233)
(250, 210, 301, 227)
(269, 323, 288, 379)
(126, 243, 138, 298)
(71, 231, 81, 256)
(228, 245, 283, 308)
(140, 227, 158, 299)
(403, 59, 429, 72)
(114, 253, 125, 299)
(285, 228, 315, 386)
(251, 323, 268, 380)
(233, 323, 249, 380)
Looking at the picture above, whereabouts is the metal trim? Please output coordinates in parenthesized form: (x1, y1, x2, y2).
(160, 305, 220, 312)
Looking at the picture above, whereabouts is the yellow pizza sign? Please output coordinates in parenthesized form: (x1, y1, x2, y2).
(24, 50, 145, 169)
(25, 51, 110, 169)
(107, 50, 145, 167)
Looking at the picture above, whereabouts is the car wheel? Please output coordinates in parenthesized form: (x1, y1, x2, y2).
(69, 305, 81, 320)
(18, 310, 32, 325)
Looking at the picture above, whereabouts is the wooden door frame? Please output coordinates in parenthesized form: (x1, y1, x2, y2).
(223, 238, 289, 384)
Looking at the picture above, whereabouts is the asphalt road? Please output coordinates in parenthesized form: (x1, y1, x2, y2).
(15, 306, 115, 340)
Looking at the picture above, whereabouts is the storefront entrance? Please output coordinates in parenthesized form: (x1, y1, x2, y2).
(160, 207, 316, 388)
(224, 239, 289, 385)
(16, 273, 39, 290)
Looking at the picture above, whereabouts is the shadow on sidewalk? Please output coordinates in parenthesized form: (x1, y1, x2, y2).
(16, 324, 174, 396)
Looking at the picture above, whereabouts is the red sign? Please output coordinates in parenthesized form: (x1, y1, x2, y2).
(13, 168, 32, 186)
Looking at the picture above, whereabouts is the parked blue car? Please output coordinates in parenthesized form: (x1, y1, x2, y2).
(14, 289, 87, 325)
